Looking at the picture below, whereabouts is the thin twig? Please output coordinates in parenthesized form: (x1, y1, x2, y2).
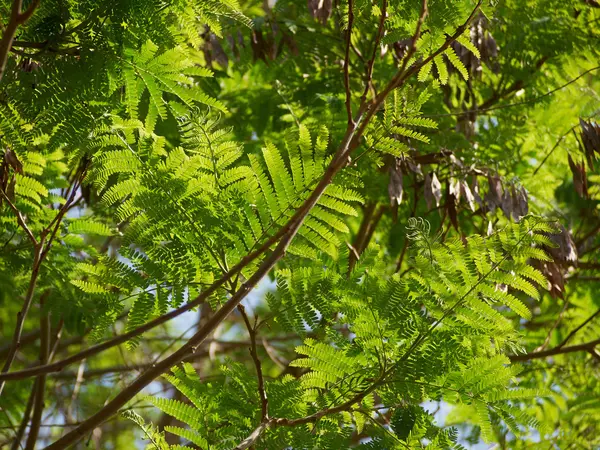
(531, 125, 577, 176)
(10, 382, 36, 450)
(360, 0, 387, 104)
(24, 297, 50, 449)
(555, 308, 600, 349)
(424, 65, 600, 118)
(238, 306, 268, 420)
(535, 297, 570, 352)
(344, 0, 355, 125)
(0, 189, 37, 245)
(0, 246, 45, 396)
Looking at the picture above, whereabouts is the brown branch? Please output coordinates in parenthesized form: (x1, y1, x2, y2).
(0, 0, 41, 82)
(348, 203, 376, 273)
(234, 421, 270, 450)
(42, 116, 366, 448)
(360, 0, 387, 104)
(0, 246, 45, 395)
(0, 188, 37, 245)
(238, 306, 268, 421)
(0, 329, 39, 360)
(24, 298, 50, 449)
(0, 169, 85, 392)
(0, 224, 292, 382)
(10, 382, 36, 450)
(555, 308, 600, 349)
(510, 338, 600, 362)
(343, 0, 355, 125)
(477, 56, 549, 111)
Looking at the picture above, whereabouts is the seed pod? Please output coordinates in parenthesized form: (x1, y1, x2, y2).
(307, 0, 332, 24)
(388, 162, 403, 207)
(567, 154, 588, 198)
(485, 174, 503, 212)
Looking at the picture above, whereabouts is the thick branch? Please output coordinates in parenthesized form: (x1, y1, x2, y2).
(43, 115, 367, 449)
(0, 0, 41, 82)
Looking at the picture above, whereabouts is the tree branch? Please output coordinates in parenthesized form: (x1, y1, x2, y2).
(0, 188, 37, 245)
(10, 381, 36, 450)
(0, 168, 86, 392)
(0, 246, 45, 396)
(555, 308, 600, 349)
(343, 0, 355, 125)
(360, 0, 387, 104)
(425, 65, 600, 118)
(510, 338, 600, 362)
(0, 0, 41, 82)
(238, 306, 268, 421)
(233, 421, 270, 450)
(24, 297, 50, 449)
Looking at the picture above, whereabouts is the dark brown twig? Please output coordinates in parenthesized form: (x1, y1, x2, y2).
(360, 0, 387, 104)
(238, 306, 268, 420)
(10, 382, 36, 450)
(0, 189, 37, 245)
(24, 297, 50, 449)
(344, 0, 355, 125)
(555, 308, 600, 349)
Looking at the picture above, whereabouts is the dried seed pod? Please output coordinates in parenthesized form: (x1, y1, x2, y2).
(513, 186, 529, 219)
(3, 148, 23, 174)
(388, 161, 403, 207)
(485, 174, 503, 212)
(307, 0, 332, 24)
(548, 224, 578, 264)
(449, 177, 461, 202)
(424, 172, 442, 209)
(461, 180, 476, 212)
(567, 154, 589, 198)
(472, 176, 483, 207)
(500, 187, 513, 219)
(580, 118, 600, 169)
(447, 193, 459, 231)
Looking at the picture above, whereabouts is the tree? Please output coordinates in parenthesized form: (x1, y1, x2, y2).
(0, 0, 599, 448)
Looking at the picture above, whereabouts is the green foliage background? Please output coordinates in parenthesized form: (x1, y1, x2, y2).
(0, 0, 599, 448)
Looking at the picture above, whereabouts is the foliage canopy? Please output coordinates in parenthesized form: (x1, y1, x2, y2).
(0, 0, 599, 448)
